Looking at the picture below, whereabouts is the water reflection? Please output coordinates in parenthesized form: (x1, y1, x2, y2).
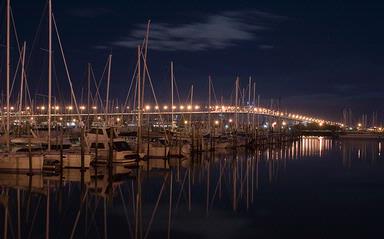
(0, 137, 383, 238)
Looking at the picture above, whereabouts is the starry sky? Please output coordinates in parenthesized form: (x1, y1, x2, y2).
(2, 0, 384, 121)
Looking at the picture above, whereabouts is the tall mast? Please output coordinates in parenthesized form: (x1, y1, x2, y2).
(137, 46, 142, 152)
(248, 76, 251, 127)
(105, 54, 112, 122)
(208, 75, 211, 133)
(190, 84, 193, 129)
(253, 81, 256, 127)
(6, 0, 10, 151)
(141, 20, 150, 111)
(235, 77, 239, 130)
(87, 63, 91, 128)
(19, 42, 26, 121)
(171, 61, 174, 131)
(48, 0, 52, 151)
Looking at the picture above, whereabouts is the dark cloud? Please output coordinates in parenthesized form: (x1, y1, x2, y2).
(111, 10, 284, 51)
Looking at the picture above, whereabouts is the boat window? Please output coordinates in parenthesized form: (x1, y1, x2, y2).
(113, 141, 132, 151)
(106, 128, 117, 138)
(16, 147, 43, 152)
(91, 143, 105, 149)
(89, 128, 104, 135)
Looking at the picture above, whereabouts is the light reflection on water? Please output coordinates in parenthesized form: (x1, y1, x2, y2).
(0, 137, 384, 239)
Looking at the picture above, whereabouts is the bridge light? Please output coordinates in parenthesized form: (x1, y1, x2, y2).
(229, 118, 233, 123)
(40, 106, 45, 110)
(145, 105, 151, 110)
(214, 120, 219, 125)
(80, 106, 86, 110)
(319, 122, 324, 127)
(357, 123, 362, 127)
(180, 105, 184, 110)
(187, 105, 192, 110)
(116, 117, 121, 122)
(172, 105, 177, 110)
(184, 120, 188, 125)
(155, 105, 159, 110)
(272, 122, 277, 127)
(93, 106, 98, 110)
(163, 105, 168, 110)
(282, 121, 287, 126)
(195, 105, 200, 110)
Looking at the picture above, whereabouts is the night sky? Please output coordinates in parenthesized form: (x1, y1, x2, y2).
(2, 0, 384, 121)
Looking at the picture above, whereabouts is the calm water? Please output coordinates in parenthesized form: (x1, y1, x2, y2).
(1, 137, 384, 239)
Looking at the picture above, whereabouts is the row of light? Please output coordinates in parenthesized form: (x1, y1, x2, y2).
(2, 104, 340, 126)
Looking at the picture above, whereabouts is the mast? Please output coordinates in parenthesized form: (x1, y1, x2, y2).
(137, 46, 142, 153)
(19, 42, 26, 127)
(87, 63, 91, 128)
(171, 61, 174, 131)
(105, 54, 112, 122)
(6, 0, 10, 151)
(141, 20, 150, 112)
(190, 84, 193, 129)
(253, 81, 256, 127)
(248, 76, 251, 127)
(208, 76, 211, 133)
(48, 0, 52, 151)
(235, 77, 239, 130)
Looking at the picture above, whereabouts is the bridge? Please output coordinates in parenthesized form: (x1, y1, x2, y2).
(2, 105, 342, 127)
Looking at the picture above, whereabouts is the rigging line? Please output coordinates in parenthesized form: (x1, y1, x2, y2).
(93, 55, 109, 113)
(9, 48, 21, 100)
(25, 1, 47, 72)
(52, 57, 65, 106)
(123, 63, 137, 112)
(140, 51, 168, 140)
(52, 14, 81, 118)
(90, 64, 103, 110)
(210, 79, 219, 105)
(143, 173, 170, 239)
(27, 196, 42, 239)
(10, 7, 21, 54)
(172, 70, 182, 104)
(118, 185, 134, 239)
(69, 189, 89, 239)
(210, 161, 227, 208)
(183, 87, 192, 105)
(174, 169, 189, 213)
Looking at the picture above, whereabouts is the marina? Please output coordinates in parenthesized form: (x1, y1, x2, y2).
(1, 0, 384, 238)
